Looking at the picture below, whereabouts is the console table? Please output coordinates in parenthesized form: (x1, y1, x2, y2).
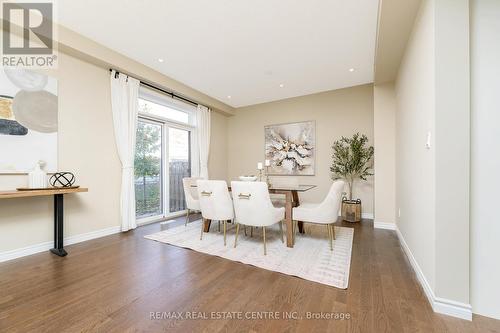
(0, 188, 88, 257)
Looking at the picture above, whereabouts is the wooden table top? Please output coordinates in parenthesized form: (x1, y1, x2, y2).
(0, 187, 88, 199)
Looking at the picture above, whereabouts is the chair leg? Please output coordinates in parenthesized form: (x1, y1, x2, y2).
(218, 221, 221, 232)
(263, 226, 267, 255)
(332, 223, 336, 240)
(279, 220, 284, 243)
(293, 220, 298, 243)
(185, 209, 190, 226)
(244, 225, 247, 236)
(329, 224, 333, 251)
(223, 220, 227, 246)
(200, 218, 205, 240)
(250, 226, 253, 237)
(234, 223, 240, 248)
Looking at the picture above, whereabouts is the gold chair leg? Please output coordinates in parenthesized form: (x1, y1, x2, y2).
(250, 226, 253, 237)
(332, 224, 336, 240)
(234, 223, 240, 248)
(223, 220, 227, 246)
(279, 220, 284, 243)
(200, 218, 205, 240)
(329, 224, 333, 251)
(263, 226, 267, 255)
(244, 225, 247, 236)
(185, 209, 190, 226)
(293, 220, 298, 243)
(218, 221, 221, 232)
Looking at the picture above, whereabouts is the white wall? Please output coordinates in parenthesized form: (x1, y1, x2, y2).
(470, 0, 500, 320)
(373, 83, 396, 227)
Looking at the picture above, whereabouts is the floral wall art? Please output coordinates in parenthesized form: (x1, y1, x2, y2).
(264, 121, 315, 175)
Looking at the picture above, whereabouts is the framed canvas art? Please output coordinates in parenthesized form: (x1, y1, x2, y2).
(0, 68, 58, 173)
(265, 121, 315, 176)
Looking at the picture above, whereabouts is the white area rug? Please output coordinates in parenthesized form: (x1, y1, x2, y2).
(145, 220, 354, 289)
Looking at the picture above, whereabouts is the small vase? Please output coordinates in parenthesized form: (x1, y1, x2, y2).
(28, 161, 47, 189)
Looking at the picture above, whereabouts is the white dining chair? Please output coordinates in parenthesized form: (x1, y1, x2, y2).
(182, 177, 201, 226)
(231, 181, 285, 255)
(197, 180, 234, 246)
(292, 180, 345, 250)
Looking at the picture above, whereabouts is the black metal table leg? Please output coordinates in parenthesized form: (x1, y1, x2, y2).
(50, 194, 67, 257)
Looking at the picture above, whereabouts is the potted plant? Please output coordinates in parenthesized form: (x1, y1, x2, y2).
(330, 133, 374, 222)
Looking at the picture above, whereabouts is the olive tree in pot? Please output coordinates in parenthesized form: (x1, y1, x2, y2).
(330, 133, 374, 222)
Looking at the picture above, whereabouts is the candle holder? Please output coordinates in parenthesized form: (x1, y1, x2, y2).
(265, 166, 272, 188)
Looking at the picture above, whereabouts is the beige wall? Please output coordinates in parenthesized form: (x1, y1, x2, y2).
(395, 0, 437, 291)
(0, 53, 121, 253)
(395, 0, 470, 310)
(0, 52, 229, 256)
(227, 84, 374, 214)
(373, 83, 396, 226)
(433, 0, 470, 305)
(470, 0, 500, 320)
(208, 111, 228, 180)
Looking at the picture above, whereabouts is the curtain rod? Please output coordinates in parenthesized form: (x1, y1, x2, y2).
(109, 69, 199, 107)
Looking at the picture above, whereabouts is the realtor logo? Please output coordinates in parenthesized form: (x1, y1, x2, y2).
(1, 1, 57, 68)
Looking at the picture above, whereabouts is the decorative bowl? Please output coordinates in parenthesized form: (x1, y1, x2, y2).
(239, 175, 258, 182)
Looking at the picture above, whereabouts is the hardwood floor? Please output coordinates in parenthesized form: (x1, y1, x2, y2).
(1, 216, 499, 333)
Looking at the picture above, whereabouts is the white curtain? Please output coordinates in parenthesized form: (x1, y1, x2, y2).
(196, 105, 211, 179)
(110, 70, 140, 232)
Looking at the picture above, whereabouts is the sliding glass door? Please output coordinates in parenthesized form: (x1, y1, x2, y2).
(135, 120, 163, 219)
(168, 127, 191, 213)
(134, 88, 195, 223)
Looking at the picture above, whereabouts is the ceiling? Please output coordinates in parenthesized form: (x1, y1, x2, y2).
(374, 0, 422, 83)
(58, 0, 379, 108)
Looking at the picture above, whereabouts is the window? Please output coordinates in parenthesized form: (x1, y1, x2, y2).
(135, 120, 163, 218)
(134, 85, 196, 221)
(138, 99, 189, 124)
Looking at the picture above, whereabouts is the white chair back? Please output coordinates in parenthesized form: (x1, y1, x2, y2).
(183, 177, 201, 210)
(231, 181, 280, 227)
(315, 180, 345, 223)
(197, 180, 234, 221)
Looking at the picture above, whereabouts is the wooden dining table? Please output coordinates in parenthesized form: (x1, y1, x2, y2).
(193, 184, 316, 248)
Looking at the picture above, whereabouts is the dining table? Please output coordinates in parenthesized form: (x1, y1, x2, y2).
(192, 183, 317, 248)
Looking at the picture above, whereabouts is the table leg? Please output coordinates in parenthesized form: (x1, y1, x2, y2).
(292, 190, 305, 234)
(50, 194, 67, 257)
(203, 219, 212, 232)
(285, 191, 294, 248)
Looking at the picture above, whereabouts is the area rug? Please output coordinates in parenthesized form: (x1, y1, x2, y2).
(145, 220, 354, 289)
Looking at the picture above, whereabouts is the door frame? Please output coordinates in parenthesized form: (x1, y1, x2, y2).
(136, 114, 195, 225)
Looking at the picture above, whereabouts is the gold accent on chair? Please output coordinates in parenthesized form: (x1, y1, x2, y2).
(263, 226, 267, 255)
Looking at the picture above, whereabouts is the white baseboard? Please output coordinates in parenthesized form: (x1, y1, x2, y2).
(395, 227, 472, 321)
(0, 225, 121, 263)
(337, 212, 374, 220)
(362, 213, 374, 219)
(374, 221, 397, 230)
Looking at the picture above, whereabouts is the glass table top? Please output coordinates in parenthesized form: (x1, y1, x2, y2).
(191, 183, 316, 192)
(268, 184, 316, 192)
